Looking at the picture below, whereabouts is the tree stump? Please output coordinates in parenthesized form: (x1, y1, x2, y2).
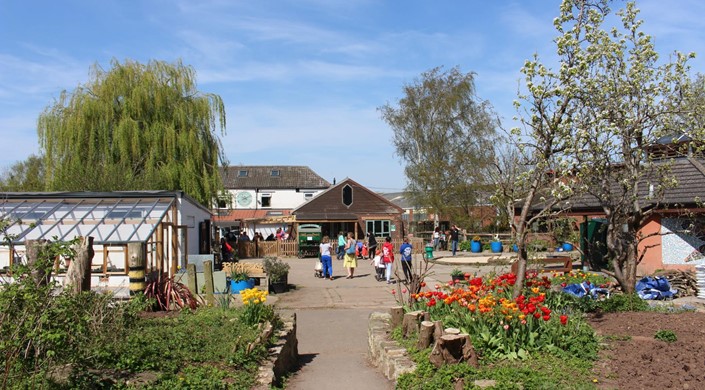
(66, 236, 94, 294)
(423, 311, 431, 322)
(429, 334, 479, 368)
(432, 321, 444, 341)
(444, 327, 460, 336)
(25, 239, 52, 287)
(402, 311, 424, 338)
(417, 320, 435, 349)
(390, 306, 404, 329)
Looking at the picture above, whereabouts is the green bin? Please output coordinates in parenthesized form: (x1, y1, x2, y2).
(425, 245, 434, 260)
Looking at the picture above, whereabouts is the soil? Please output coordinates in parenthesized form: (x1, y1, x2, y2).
(588, 311, 705, 389)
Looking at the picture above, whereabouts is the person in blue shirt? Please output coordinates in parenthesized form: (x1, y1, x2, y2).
(399, 237, 413, 282)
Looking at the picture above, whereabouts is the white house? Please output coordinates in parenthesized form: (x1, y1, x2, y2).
(0, 191, 212, 296)
(214, 166, 331, 238)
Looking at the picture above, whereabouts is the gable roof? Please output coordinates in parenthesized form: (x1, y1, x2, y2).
(293, 178, 403, 220)
(220, 165, 330, 190)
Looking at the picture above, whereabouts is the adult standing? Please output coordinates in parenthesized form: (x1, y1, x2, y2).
(337, 231, 346, 260)
(433, 227, 440, 250)
(343, 232, 357, 279)
(382, 236, 395, 284)
(450, 224, 460, 256)
(399, 237, 413, 282)
(367, 232, 377, 260)
(319, 236, 333, 280)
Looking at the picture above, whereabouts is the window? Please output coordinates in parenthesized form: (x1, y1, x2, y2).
(238, 170, 248, 177)
(304, 192, 314, 201)
(342, 184, 353, 207)
(216, 196, 229, 209)
(261, 193, 272, 207)
(271, 169, 280, 177)
(366, 220, 391, 238)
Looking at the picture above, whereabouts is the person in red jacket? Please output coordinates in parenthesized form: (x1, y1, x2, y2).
(382, 236, 395, 284)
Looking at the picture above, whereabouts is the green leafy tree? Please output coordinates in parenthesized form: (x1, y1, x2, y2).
(0, 154, 45, 191)
(379, 66, 499, 228)
(37, 59, 227, 206)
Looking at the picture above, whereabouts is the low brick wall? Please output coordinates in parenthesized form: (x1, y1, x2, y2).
(254, 312, 298, 389)
(367, 312, 416, 381)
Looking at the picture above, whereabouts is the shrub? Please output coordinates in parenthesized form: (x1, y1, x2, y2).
(262, 257, 290, 283)
(654, 329, 677, 342)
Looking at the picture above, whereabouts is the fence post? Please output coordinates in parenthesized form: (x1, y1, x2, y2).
(186, 263, 198, 295)
(203, 260, 215, 305)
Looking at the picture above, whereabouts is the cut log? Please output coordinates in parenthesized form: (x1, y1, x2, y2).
(433, 321, 444, 341)
(402, 311, 424, 338)
(390, 306, 404, 329)
(444, 327, 460, 336)
(429, 334, 479, 368)
(417, 321, 435, 349)
(423, 311, 431, 322)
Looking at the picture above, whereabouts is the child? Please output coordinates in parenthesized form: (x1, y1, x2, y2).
(382, 236, 395, 284)
(370, 249, 385, 281)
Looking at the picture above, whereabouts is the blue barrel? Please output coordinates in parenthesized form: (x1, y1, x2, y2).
(470, 241, 482, 253)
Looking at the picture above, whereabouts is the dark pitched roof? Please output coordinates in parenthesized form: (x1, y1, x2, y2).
(536, 157, 705, 213)
(220, 166, 330, 190)
(293, 178, 403, 220)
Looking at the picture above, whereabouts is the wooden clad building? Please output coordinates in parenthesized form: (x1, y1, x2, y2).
(292, 178, 405, 241)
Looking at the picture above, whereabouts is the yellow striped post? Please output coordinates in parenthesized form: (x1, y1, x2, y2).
(127, 242, 146, 296)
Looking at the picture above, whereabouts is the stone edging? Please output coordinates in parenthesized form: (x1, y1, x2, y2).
(254, 312, 298, 389)
(367, 312, 416, 381)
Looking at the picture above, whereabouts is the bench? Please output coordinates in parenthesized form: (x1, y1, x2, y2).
(511, 256, 573, 276)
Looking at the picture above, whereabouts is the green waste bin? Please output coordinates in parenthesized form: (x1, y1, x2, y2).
(425, 245, 434, 260)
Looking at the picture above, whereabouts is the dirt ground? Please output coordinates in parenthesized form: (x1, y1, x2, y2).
(588, 311, 705, 389)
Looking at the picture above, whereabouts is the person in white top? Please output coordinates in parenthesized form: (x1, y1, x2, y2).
(319, 236, 333, 280)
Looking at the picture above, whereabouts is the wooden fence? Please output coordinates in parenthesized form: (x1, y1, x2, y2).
(236, 237, 425, 259)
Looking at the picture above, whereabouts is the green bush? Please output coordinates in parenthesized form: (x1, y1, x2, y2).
(596, 293, 649, 313)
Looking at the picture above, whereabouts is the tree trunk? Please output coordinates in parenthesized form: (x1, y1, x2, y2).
(25, 239, 52, 287)
(66, 236, 94, 294)
(429, 334, 478, 368)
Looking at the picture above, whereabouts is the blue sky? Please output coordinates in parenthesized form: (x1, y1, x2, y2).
(1, 1, 704, 192)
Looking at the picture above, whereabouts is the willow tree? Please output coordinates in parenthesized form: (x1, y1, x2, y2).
(37, 59, 227, 206)
(379, 66, 498, 229)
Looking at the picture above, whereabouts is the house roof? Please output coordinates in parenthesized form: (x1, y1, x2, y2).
(220, 165, 330, 190)
(533, 157, 705, 213)
(293, 178, 403, 221)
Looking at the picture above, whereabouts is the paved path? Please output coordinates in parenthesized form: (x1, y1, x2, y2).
(256, 253, 510, 389)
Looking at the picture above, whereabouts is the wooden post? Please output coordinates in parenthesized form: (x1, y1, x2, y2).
(66, 236, 94, 294)
(390, 306, 404, 328)
(203, 260, 215, 306)
(186, 263, 198, 295)
(127, 242, 146, 297)
(417, 320, 435, 349)
(402, 311, 424, 338)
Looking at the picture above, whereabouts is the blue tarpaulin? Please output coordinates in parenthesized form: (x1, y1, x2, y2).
(562, 281, 610, 299)
(635, 276, 677, 300)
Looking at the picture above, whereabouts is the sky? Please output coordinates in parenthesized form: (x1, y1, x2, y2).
(1, 0, 705, 193)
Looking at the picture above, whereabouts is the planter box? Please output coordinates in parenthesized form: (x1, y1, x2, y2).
(228, 279, 255, 294)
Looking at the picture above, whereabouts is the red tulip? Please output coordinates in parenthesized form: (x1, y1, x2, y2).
(560, 315, 568, 325)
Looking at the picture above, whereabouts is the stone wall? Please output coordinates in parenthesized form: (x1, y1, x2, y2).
(367, 312, 416, 381)
(254, 312, 298, 389)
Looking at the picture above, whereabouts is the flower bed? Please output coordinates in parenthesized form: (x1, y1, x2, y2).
(404, 271, 598, 361)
